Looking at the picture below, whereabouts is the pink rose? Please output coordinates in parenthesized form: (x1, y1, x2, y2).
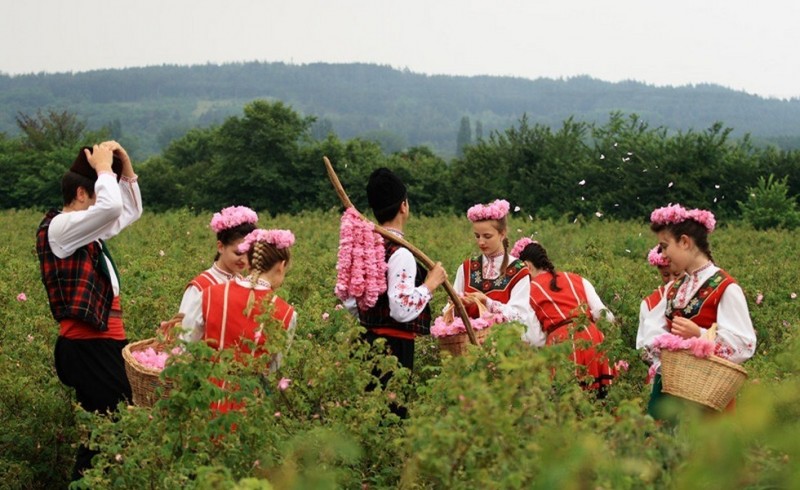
(278, 377, 291, 391)
(16, 292, 27, 302)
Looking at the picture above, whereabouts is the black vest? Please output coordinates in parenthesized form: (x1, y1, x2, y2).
(358, 243, 431, 335)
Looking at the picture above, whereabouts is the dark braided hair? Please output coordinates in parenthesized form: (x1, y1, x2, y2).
(650, 219, 714, 263)
(518, 242, 561, 292)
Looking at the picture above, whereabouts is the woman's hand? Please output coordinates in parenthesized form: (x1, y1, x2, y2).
(464, 291, 488, 306)
(670, 316, 702, 338)
(101, 140, 134, 177)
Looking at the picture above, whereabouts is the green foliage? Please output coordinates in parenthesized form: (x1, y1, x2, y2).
(1, 207, 799, 488)
(738, 174, 800, 230)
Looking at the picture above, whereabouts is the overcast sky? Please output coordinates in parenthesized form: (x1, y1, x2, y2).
(2, 0, 798, 100)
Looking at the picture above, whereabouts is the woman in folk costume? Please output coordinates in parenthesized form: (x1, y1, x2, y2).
(644, 204, 756, 418)
(637, 245, 684, 380)
(178, 206, 258, 341)
(182, 228, 297, 413)
(513, 238, 616, 394)
(451, 199, 537, 338)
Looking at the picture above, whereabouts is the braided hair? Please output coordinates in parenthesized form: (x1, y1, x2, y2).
(518, 242, 561, 292)
(243, 240, 292, 316)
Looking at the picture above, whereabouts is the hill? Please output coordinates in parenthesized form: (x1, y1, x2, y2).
(2, 61, 800, 159)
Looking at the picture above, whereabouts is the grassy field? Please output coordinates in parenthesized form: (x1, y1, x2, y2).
(1, 208, 798, 488)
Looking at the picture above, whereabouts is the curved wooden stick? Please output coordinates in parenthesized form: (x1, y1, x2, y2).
(323, 156, 478, 345)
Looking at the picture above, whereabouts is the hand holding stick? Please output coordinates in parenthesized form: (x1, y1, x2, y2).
(323, 156, 478, 345)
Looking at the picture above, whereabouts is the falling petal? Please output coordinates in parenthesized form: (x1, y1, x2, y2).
(625, 249, 631, 253)
(600, 154, 605, 160)
(614, 203, 620, 207)
(613, 142, 618, 147)
(715, 184, 720, 189)
(516, 228, 522, 232)
(714, 197, 718, 203)
(595, 211, 603, 218)
(791, 292, 797, 299)
(756, 292, 764, 305)
(514, 205, 521, 212)
(528, 215, 533, 221)
(668, 182, 674, 188)
(627, 151, 633, 156)
(581, 196, 585, 201)
(578, 179, 586, 186)
(158, 250, 165, 257)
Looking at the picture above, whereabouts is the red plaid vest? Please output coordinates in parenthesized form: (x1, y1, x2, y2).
(358, 243, 431, 335)
(36, 209, 115, 332)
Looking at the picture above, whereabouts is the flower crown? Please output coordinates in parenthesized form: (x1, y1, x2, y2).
(510, 237, 538, 258)
(237, 229, 295, 253)
(467, 199, 510, 222)
(650, 204, 716, 233)
(210, 206, 258, 233)
(647, 245, 670, 267)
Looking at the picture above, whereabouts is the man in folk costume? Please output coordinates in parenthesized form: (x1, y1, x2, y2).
(36, 141, 142, 481)
(351, 168, 447, 376)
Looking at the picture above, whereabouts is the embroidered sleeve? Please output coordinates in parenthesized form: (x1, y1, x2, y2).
(486, 277, 537, 333)
(714, 283, 757, 364)
(386, 248, 433, 323)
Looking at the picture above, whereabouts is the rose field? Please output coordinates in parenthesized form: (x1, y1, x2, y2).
(1, 208, 799, 489)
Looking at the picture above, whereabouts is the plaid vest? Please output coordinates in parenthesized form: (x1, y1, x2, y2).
(358, 243, 431, 335)
(36, 209, 114, 331)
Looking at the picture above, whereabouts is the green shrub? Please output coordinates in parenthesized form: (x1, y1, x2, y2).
(738, 174, 800, 230)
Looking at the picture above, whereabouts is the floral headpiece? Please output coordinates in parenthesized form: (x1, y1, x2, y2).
(647, 245, 670, 267)
(210, 206, 258, 233)
(511, 237, 539, 258)
(237, 229, 295, 253)
(650, 204, 716, 233)
(467, 199, 510, 222)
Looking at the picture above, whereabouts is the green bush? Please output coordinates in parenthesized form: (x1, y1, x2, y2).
(738, 174, 800, 230)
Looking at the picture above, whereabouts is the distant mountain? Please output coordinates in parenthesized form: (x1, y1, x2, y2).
(2, 61, 799, 159)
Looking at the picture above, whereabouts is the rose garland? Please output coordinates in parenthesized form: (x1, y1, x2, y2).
(210, 205, 258, 233)
(237, 229, 295, 253)
(467, 199, 510, 222)
(647, 245, 670, 267)
(510, 237, 537, 259)
(334, 208, 388, 309)
(650, 203, 716, 233)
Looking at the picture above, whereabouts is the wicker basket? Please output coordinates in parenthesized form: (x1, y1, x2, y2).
(659, 324, 748, 411)
(122, 338, 173, 408)
(436, 301, 492, 356)
(438, 327, 491, 356)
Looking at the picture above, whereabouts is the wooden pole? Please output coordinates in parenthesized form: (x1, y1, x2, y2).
(323, 156, 478, 345)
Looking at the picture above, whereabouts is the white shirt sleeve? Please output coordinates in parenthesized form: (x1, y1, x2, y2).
(386, 248, 433, 323)
(452, 262, 465, 297)
(582, 278, 615, 323)
(47, 173, 142, 258)
(715, 283, 757, 364)
(179, 285, 205, 343)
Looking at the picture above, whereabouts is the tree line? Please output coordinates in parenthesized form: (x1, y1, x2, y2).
(1, 101, 799, 227)
(2, 62, 800, 159)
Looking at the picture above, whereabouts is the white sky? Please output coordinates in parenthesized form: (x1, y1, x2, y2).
(2, 0, 798, 100)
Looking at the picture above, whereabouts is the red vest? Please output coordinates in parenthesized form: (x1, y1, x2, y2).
(461, 256, 528, 317)
(529, 271, 592, 334)
(188, 270, 220, 292)
(665, 270, 734, 329)
(202, 282, 294, 356)
(644, 285, 667, 311)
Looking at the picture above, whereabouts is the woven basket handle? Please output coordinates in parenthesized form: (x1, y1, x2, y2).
(443, 297, 487, 325)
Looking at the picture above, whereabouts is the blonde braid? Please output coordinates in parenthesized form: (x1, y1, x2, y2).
(244, 241, 268, 316)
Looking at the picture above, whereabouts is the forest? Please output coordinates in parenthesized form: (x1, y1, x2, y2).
(1, 61, 800, 159)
